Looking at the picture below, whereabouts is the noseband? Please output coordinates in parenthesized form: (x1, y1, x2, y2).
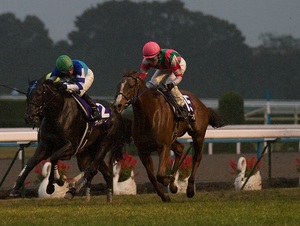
(27, 83, 58, 120)
(116, 75, 147, 106)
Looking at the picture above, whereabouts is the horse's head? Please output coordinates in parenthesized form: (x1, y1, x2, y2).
(25, 78, 62, 125)
(25, 79, 44, 125)
(113, 70, 144, 114)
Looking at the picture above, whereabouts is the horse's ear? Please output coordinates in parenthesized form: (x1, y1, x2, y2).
(123, 69, 138, 77)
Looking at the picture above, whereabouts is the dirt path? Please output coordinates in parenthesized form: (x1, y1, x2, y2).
(1, 152, 299, 191)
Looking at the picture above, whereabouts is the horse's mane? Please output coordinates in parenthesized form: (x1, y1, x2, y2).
(123, 69, 139, 78)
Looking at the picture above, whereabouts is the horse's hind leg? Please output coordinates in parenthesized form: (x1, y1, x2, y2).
(169, 141, 184, 194)
(64, 152, 91, 199)
(97, 159, 113, 203)
(187, 133, 204, 198)
(139, 151, 171, 202)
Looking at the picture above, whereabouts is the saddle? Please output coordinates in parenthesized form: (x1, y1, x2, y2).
(157, 88, 194, 121)
(71, 93, 111, 127)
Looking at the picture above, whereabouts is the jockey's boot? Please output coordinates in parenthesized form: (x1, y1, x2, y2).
(178, 105, 195, 122)
(177, 105, 189, 120)
(81, 93, 100, 121)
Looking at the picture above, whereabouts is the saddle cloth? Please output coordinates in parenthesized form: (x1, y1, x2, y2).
(158, 89, 194, 116)
(71, 94, 111, 127)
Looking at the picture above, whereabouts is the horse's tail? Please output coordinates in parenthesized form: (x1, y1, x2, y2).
(208, 108, 225, 128)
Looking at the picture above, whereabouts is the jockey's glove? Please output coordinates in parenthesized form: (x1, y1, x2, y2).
(166, 82, 175, 91)
(146, 81, 156, 89)
(58, 83, 67, 91)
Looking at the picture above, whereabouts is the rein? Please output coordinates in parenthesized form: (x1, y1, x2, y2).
(116, 75, 147, 106)
(28, 83, 60, 120)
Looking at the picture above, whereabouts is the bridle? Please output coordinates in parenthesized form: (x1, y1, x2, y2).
(115, 74, 147, 107)
(27, 82, 59, 121)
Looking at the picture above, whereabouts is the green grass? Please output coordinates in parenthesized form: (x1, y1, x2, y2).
(1, 188, 300, 225)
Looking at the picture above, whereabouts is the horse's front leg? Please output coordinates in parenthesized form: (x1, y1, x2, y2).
(156, 145, 174, 187)
(10, 147, 49, 197)
(47, 141, 73, 194)
(139, 151, 171, 202)
(169, 141, 184, 194)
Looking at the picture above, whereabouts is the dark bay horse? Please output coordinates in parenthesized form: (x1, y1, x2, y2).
(114, 70, 224, 202)
(9, 77, 131, 201)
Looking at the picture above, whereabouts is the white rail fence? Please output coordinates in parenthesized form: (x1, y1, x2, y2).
(1, 125, 300, 154)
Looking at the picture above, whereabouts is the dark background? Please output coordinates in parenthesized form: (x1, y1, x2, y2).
(1, 0, 300, 100)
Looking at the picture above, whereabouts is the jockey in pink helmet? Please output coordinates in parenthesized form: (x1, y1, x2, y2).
(139, 41, 194, 121)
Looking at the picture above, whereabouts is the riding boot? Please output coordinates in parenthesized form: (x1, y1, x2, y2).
(178, 105, 195, 122)
(178, 105, 189, 119)
(81, 93, 100, 121)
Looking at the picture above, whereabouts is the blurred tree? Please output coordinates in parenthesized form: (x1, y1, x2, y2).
(219, 91, 245, 124)
(0, 13, 55, 94)
(68, 0, 251, 97)
(1, 1, 300, 100)
(253, 33, 300, 99)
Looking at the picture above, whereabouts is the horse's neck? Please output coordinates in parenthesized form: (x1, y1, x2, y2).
(133, 89, 166, 121)
(44, 95, 74, 120)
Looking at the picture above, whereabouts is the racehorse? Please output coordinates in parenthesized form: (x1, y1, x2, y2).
(9, 77, 132, 201)
(114, 70, 224, 202)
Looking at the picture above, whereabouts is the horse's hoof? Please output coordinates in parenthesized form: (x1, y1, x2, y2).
(46, 184, 55, 194)
(85, 187, 91, 202)
(186, 185, 195, 198)
(106, 189, 112, 203)
(162, 195, 171, 202)
(169, 184, 178, 194)
(64, 191, 74, 200)
(9, 191, 19, 197)
(56, 178, 65, 186)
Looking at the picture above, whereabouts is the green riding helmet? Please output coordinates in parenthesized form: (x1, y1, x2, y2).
(56, 55, 73, 72)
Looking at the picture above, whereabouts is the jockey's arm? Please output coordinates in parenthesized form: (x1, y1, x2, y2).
(64, 75, 84, 93)
(170, 57, 183, 85)
(139, 60, 150, 79)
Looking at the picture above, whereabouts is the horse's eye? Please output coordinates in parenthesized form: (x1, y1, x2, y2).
(128, 81, 135, 88)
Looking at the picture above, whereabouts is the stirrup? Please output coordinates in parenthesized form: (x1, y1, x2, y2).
(178, 106, 188, 118)
(188, 113, 195, 122)
(90, 107, 100, 121)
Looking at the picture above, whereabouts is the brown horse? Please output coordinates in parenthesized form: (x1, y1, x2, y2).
(114, 70, 224, 202)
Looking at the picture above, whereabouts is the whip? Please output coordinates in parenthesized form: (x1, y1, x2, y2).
(0, 84, 26, 95)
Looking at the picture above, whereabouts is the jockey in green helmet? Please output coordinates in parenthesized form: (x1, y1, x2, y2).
(46, 55, 100, 121)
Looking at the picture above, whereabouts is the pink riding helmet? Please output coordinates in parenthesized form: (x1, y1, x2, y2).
(142, 41, 161, 58)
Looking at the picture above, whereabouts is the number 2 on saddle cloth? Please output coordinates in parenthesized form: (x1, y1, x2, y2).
(72, 93, 111, 127)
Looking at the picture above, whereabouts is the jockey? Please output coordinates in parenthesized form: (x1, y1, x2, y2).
(46, 55, 100, 121)
(138, 41, 193, 120)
